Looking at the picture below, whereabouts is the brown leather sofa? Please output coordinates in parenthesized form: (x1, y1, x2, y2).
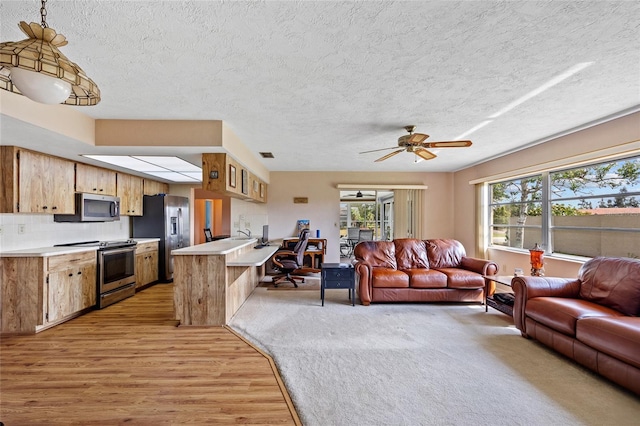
(353, 238, 498, 306)
(512, 257, 640, 395)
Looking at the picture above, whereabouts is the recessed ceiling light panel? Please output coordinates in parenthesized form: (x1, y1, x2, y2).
(81, 155, 202, 182)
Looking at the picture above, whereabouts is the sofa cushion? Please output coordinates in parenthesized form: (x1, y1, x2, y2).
(404, 269, 447, 288)
(371, 268, 409, 288)
(435, 268, 485, 289)
(354, 241, 397, 269)
(425, 239, 465, 269)
(576, 316, 640, 369)
(526, 297, 623, 336)
(578, 257, 640, 316)
(394, 239, 430, 270)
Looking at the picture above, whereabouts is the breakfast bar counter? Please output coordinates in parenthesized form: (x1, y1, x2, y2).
(172, 238, 279, 326)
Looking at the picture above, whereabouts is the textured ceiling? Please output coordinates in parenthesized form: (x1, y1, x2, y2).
(0, 1, 639, 173)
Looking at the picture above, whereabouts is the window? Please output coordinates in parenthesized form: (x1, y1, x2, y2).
(489, 155, 640, 258)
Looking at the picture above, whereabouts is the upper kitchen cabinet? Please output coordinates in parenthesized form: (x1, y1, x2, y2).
(75, 163, 117, 196)
(143, 179, 169, 196)
(0, 146, 75, 214)
(117, 173, 143, 216)
(202, 153, 267, 203)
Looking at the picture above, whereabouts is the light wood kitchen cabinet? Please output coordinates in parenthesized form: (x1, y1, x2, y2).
(0, 146, 75, 214)
(46, 251, 97, 323)
(143, 179, 169, 196)
(201, 153, 267, 203)
(0, 250, 97, 334)
(135, 241, 159, 289)
(75, 163, 117, 195)
(117, 173, 144, 216)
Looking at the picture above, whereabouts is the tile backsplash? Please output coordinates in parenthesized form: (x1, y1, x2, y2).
(0, 213, 130, 252)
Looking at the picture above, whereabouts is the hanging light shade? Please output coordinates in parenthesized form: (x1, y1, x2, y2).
(0, 3, 100, 106)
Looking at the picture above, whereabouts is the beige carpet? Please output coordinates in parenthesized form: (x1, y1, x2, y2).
(230, 279, 640, 426)
(260, 273, 322, 291)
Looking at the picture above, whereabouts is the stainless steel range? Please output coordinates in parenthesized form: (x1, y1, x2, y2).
(55, 239, 137, 308)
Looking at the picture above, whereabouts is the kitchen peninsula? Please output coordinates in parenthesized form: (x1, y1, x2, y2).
(172, 238, 279, 326)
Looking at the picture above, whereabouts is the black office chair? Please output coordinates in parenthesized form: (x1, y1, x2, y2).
(271, 229, 311, 287)
(204, 228, 213, 242)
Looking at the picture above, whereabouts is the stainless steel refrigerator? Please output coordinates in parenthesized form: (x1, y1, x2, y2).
(133, 195, 190, 282)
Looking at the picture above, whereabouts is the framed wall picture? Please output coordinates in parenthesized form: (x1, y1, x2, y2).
(241, 169, 248, 195)
(229, 165, 236, 188)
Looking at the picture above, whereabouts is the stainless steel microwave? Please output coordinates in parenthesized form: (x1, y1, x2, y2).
(54, 193, 120, 222)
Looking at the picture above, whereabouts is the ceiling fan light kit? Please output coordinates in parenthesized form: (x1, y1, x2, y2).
(361, 125, 472, 163)
(0, 0, 100, 106)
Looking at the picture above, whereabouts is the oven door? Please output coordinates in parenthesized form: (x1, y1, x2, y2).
(99, 246, 136, 293)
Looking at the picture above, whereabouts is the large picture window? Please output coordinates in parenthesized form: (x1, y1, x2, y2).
(489, 155, 640, 258)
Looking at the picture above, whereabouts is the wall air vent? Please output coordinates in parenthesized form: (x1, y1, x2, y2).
(259, 152, 274, 158)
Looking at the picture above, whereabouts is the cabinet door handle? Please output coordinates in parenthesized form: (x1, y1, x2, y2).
(69, 273, 73, 277)
(42, 206, 48, 210)
(52, 206, 57, 210)
(77, 271, 82, 275)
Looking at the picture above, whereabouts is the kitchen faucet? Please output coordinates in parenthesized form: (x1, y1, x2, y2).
(238, 229, 252, 238)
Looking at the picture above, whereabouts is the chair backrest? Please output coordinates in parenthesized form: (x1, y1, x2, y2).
(347, 227, 360, 240)
(204, 228, 213, 242)
(358, 229, 374, 242)
(294, 229, 311, 266)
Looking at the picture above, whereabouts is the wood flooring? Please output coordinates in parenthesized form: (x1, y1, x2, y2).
(0, 283, 300, 425)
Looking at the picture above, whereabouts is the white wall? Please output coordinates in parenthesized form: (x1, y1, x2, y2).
(0, 213, 130, 252)
(267, 171, 455, 263)
(230, 198, 268, 239)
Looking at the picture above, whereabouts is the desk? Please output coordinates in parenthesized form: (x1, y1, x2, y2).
(282, 237, 327, 270)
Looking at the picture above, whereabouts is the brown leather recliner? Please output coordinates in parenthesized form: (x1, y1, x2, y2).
(353, 238, 498, 306)
(512, 256, 640, 395)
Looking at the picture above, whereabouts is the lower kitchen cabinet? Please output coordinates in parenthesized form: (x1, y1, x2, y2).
(0, 250, 97, 334)
(46, 252, 97, 323)
(135, 241, 159, 289)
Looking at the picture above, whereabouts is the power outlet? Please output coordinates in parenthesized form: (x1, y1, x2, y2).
(18, 224, 26, 234)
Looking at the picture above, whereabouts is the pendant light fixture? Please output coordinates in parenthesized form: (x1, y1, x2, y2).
(0, 0, 100, 105)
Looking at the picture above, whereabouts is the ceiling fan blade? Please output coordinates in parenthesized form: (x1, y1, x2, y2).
(407, 133, 429, 144)
(415, 149, 437, 161)
(359, 146, 400, 154)
(374, 149, 404, 162)
(423, 140, 472, 148)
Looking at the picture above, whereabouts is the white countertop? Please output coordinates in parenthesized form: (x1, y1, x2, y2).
(227, 245, 279, 266)
(133, 238, 161, 243)
(1, 238, 160, 257)
(0, 246, 98, 257)
(171, 238, 257, 256)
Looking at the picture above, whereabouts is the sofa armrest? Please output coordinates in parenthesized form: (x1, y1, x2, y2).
(460, 257, 499, 276)
(353, 261, 373, 306)
(512, 276, 581, 336)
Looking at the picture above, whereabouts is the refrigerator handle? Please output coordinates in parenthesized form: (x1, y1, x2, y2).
(177, 207, 183, 248)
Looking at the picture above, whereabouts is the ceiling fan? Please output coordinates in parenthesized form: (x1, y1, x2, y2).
(341, 190, 375, 199)
(360, 125, 472, 162)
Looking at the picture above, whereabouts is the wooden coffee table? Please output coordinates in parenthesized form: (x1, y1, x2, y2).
(483, 275, 515, 316)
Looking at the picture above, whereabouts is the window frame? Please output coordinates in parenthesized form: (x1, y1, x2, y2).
(487, 155, 640, 258)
